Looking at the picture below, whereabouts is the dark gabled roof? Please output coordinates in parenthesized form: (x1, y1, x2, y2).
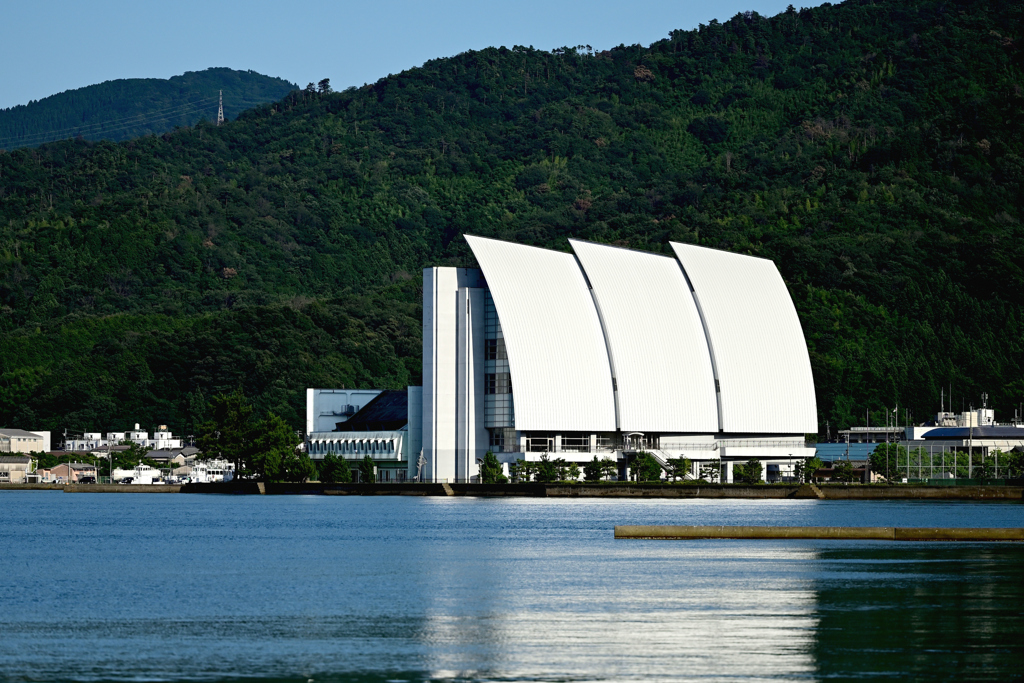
(335, 390, 408, 432)
(0, 455, 33, 464)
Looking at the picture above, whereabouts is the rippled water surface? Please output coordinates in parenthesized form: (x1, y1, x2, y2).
(1, 492, 1023, 682)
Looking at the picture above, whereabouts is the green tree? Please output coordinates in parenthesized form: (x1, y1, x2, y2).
(279, 449, 316, 483)
(553, 457, 568, 481)
(599, 457, 619, 481)
(833, 459, 856, 483)
(870, 444, 906, 482)
(480, 451, 508, 484)
(196, 388, 253, 476)
(583, 456, 604, 481)
(1003, 450, 1024, 479)
(358, 455, 376, 483)
(112, 441, 157, 470)
(666, 456, 691, 481)
(509, 459, 523, 483)
(698, 459, 721, 483)
(802, 456, 824, 483)
(734, 458, 763, 484)
(633, 452, 662, 482)
(535, 454, 557, 483)
(319, 453, 343, 483)
(320, 454, 353, 483)
(567, 462, 581, 482)
(249, 412, 297, 481)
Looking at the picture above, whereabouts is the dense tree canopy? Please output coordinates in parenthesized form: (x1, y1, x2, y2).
(1, 0, 1022, 441)
(0, 68, 296, 149)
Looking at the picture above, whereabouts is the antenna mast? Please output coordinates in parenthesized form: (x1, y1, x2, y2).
(217, 90, 224, 126)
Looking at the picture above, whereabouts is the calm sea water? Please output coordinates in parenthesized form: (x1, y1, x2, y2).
(1, 492, 1023, 682)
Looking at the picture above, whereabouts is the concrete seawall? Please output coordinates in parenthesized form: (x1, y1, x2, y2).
(64, 484, 182, 493)
(4, 482, 1022, 499)
(615, 525, 1024, 541)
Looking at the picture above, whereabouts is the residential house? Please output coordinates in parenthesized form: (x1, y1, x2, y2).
(49, 462, 98, 483)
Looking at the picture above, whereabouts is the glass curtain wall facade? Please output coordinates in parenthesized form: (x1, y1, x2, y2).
(484, 291, 516, 452)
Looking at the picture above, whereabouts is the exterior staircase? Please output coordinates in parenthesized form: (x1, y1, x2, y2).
(441, 482, 455, 496)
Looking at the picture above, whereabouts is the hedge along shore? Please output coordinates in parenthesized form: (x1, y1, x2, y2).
(1, 483, 1022, 499)
(614, 525, 1024, 541)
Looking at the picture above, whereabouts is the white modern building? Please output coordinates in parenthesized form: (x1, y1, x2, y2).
(414, 236, 818, 483)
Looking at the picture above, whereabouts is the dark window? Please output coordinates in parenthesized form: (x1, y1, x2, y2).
(485, 338, 507, 360)
(486, 373, 511, 395)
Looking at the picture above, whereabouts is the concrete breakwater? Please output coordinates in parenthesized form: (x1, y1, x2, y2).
(615, 525, 1024, 541)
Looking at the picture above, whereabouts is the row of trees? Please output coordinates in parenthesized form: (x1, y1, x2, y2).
(496, 453, 768, 484)
(195, 389, 315, 482)
(196, 388, 395, 483)
(318, 453, 379, 483)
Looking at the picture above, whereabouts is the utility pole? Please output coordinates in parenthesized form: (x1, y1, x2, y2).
(217, 90, 224, 126)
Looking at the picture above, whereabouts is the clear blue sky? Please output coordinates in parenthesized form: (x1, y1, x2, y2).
(1, 0, 801, 110)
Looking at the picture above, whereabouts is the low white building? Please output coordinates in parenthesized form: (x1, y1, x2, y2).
(307, 390, 417, 482)
(0, 455, 33, 483)
(0, 429, 49, 453)
(65, 424, 182, 452)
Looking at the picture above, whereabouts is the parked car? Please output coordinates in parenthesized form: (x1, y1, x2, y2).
(78, 476, 96, 484)
(120, 477, 134, 485)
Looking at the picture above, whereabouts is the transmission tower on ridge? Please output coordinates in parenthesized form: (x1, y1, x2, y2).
(216, 90, 224, 126)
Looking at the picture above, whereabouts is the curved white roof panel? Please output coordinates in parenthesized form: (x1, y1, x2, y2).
(570, 240, 718, 433)
(465, 235, 616, 432)
(670, 243, 817, 434)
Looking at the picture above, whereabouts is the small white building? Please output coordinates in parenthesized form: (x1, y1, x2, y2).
(65, 423, 182, 451)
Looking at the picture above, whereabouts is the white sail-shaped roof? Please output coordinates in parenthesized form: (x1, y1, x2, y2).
(465, 235, 616, 431)
(670, 242, 817, 434)
(570, 239, 718, 433)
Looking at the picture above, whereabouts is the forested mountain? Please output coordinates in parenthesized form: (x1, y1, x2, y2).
(0, 68, 296, 149)
(1, 0, 1022, 440)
